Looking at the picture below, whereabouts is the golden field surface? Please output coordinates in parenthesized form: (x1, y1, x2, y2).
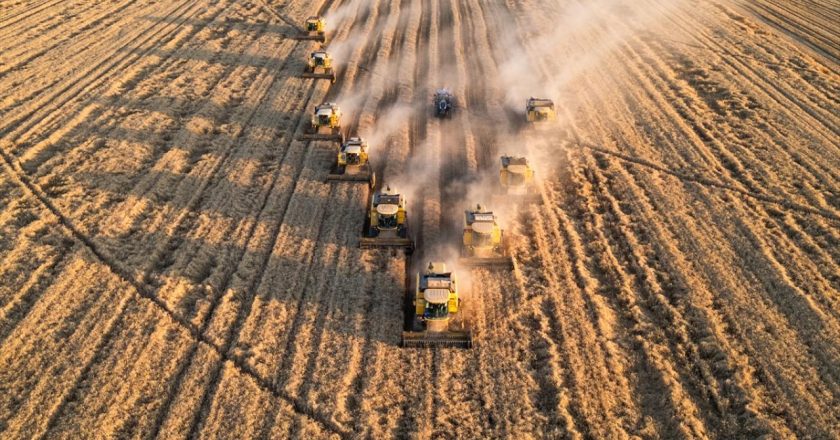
(0, 0, 838, 438)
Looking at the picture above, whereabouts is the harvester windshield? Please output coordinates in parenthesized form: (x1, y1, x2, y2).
(378, 213, 397, 228)
(425, 303, 449, 319)
(344, 151, 361, 164)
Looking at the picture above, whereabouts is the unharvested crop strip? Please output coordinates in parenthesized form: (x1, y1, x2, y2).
(0, 142, 351, 438)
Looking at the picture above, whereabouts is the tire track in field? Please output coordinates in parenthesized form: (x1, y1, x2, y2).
(563, 13, 837, 430)
(621, 159, 840, 435)
(0, 0, 64, 30)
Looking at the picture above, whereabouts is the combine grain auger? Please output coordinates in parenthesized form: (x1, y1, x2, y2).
(525, 97, 556, 122)
(459, 204, 513, 269)
(359, 185, 414, 252)
(326, 136, 375, 186)
(298, 102, 344, 142)
(402, 262, 472, 349)
(300, 49, 336, 83)
(494, 155, 542, 205)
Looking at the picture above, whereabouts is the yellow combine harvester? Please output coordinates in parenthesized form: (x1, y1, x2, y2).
(326, 136, 374, 186)
(497, 155, 541, 204)
(299, 16, 326, 42)
(300, 49, 336, 83)
(360, 185, 413, 251)
(526, 97, 556, 122)
(402, 262, 472, 348)
(299, 102, 343, 142)
(460, 204, 513, 269)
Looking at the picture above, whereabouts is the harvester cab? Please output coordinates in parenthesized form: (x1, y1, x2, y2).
(498, 155, 541, 204)
(402, 262, 472, 348)
(526, 97, 556, 122)
(433, 88, 455, 118)
(299, 102, 343, 142)
(460, 204, 513, 268)
(301, 50, 336, 83)
(327, 136, 375, 186)
(360, 185, 413, 251)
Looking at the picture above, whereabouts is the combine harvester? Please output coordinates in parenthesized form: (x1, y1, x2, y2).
(525, 97, 556, 123)
(360, 185, 414, 252)
(290, 16, 327, 42)
(299, 102, 344, 142)
(326, 136, 375, 186)
(495, 155, 542, 204)
(459, 204, 513, 269)
(402, 262, 472, 348)
(433, 88, 455, 118)
(300, 49, 336, 83)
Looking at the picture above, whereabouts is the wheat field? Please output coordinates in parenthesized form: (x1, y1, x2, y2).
(0, 0, 838, 438)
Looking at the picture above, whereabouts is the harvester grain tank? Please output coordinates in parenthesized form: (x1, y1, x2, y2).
(433, 88, 455, 118)
(460, 204, 513, 269)
(326, 136, 375, 186)
(360, 185, 413, 251)
(525, 97, 556, 122)
(301, 49, 336, 83)
(402, 262, 472, 348)
(299, 102, 343, 142)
